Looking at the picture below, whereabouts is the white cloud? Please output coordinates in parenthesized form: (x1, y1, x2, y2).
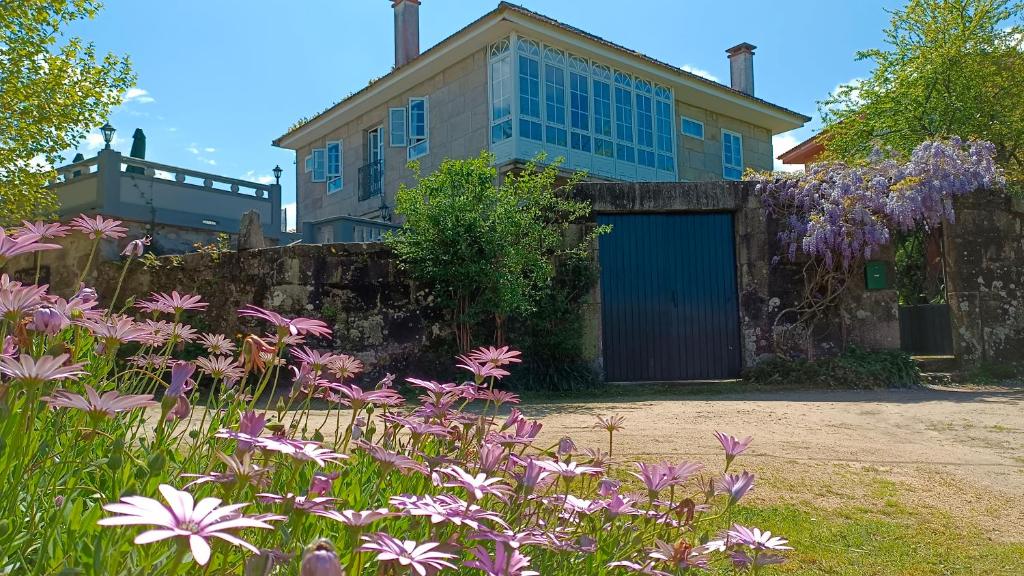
(772, 131, 805, 172)
(829, 77, 865, 107)
(29, 155, 52, 172)
(681, 64, 719, 83)
(203, 147, 216, 153)
(186, 144, 199, 154)
(282, 202, 297, 232)
(167, 127, 178, 133)
(82, 129, 123, 151)
(243, 170, 275, 185)
(123, 87, 155, 104)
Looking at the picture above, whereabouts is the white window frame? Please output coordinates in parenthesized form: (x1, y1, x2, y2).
(722, 129, 743, 180)
(311, 148, 326, 182)
(304, 154, 313, 173)
(389, 107, 407, 147)
(408, 97, 429, 160)
(326, 140, 343, 194)
(682, 117, 705, 140)
(488, 38, 514, 145)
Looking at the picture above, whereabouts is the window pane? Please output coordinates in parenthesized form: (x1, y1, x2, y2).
(571, 131, 592, 152)
(657, 154, 674, 171)
(491, 119, 512, 144)
(389, 108, 407, 147)
(655, 100, 673, 153)
(595, 138, 614, 158)
(616, 143, 635, 162)
(593, 80, 612, 137)
(614, 85, 634, 143)
(544, 63, 566, 126)
(570, 71, 589, 131)
(312, 149, 326, 181)
(546, 126, 567, 147)
(326, 142, 341, 177)
(518, 56, 540, 119)
(519, 118, 542, 141)
(490, 56, 512, 121)
(409, 99, 427, 139)
(636, 93, 654, 149)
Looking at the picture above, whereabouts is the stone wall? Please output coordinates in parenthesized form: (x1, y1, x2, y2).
(944, 190, 1024, 365)
(93, 243, 447, 379)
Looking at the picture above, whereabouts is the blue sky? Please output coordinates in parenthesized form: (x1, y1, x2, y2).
(63, 0, 902, 228)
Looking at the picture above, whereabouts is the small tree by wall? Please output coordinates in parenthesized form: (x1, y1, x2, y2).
(752, 138, 1004, 358)
(388, 152, 606, 353)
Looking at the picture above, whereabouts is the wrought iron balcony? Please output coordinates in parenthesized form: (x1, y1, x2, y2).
(358, 160, 384, 201)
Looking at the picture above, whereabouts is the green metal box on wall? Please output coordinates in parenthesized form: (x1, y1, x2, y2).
(865, 260, 887, 290)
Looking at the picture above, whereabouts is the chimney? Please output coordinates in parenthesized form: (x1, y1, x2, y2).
(393, 0, 421, 68)
(726, 43, 756, 96)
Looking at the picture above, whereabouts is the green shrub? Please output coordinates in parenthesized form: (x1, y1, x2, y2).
(743, 348, 922, 389)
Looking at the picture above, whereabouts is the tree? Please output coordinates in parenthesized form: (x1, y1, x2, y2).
(0, 0, 134, 225)
(821, 0, 1024, 181)
(388, 152, 605, 352)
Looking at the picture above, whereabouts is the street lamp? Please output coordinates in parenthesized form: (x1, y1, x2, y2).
(272, 164, 283, 184)
(100, 122, 116, 149)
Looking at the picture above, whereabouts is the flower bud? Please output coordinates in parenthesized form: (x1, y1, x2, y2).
(300, 539, 345, 576)
(74, 285, 98, 304)
(121, 236, 150, 258)
(557, 436, 576, 456)
(29, 305, 66, 335)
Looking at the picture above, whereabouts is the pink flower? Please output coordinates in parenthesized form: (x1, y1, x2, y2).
(78, 315, 149, 351)
(182, 453, 270, 490)
(359, 533, 457, 576)
(327, 354, 363, 380)
(327, 383, 403, 410)
(647, 539, 709, 571)
(97, 484, 281, 565)
(594, 414, 625, 433)
(535, 459, 603, 480)
(139, 291, 208, 316)
(439, 465, 512, 501)
(0, 282, 48, 324)
(726, 524, 792, 551)
(316, 508, 392, 527)
(457, 355, 510, 383)
(69, 214, 128, 239)
(356, 442, 428, 476)
(0, 354, 86, 386)
(198, 333, 236, 355)
(238, 305, 331, 338)
(196, 356, 244, 385)
(468, 345, 522, 366)
(42, 385, 156, 418)
(166, 361, 196, 397)
(257, 492, 336, 513)
(0, 229, 61, 262)
(607, 560, 672, 575)
(18, 221, 69, 239)
(466, 543, 539, 576)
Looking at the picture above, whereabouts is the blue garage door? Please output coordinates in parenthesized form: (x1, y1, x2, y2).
(597, 213, 741, 381)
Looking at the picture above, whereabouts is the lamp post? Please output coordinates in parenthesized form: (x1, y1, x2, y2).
(273, 164, 283, 185)
(100, 122, 116, 149)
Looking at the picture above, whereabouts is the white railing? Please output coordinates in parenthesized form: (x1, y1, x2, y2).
(51, 156, 100, 184)
(119, 157, 274, 199)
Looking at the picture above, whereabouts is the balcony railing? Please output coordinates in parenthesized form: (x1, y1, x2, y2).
(358, 160, 383, 201)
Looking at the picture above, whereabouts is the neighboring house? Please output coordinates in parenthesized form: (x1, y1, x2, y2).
(274, 1, 809, 236)
(776, 132, 824, 167)
(48, 127, 291, 254)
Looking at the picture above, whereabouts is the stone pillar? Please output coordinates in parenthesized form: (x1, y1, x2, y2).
(269, 183, 283, 235)
(95, 148, 123, 214)
(238, 210, 266, 251)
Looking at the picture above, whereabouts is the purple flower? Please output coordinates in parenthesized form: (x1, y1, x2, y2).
(315, 508, 392, 527)
(717, 471, 756, 504)
(97, 484, 281, 566)
(468, 345, 522, 366)
(309, 472, 339, 497)
(714, 431, 753, 469)
(465, 543, 539, 576)
(18, 221, 69, 239)
(139, 291, 208, 316)
(198, 333, 236, 355)
(648, 539, 709, 571)
(535, 459, 603, 480)
(359, 533, 457, 576)
(166, 361, 196, 397)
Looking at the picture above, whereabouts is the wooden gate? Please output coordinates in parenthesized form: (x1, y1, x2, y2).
(898, 304, 954, 356)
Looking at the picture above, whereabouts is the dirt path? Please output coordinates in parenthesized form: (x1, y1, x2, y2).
(521, 385, 1024, 541)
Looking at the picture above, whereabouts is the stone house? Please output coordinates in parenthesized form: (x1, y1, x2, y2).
(274, 1, 810, 241)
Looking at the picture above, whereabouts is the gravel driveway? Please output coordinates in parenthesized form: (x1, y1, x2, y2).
(521, 384, 1024, 541)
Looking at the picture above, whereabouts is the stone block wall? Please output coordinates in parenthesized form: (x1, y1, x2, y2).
(943, 190, 1024, 365)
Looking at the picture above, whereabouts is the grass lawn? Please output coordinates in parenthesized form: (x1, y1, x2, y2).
(729, 502, 1022, 575)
